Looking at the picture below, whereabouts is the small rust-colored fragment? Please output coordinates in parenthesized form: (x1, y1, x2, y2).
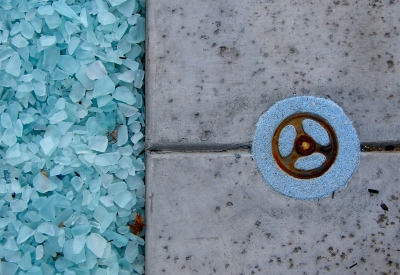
(106, 129, 118, 143)
(41, 169, 48, 178)
(129, 213, 146, 236)
(58, 222, 64, 228)
(381, 203, 389, 211)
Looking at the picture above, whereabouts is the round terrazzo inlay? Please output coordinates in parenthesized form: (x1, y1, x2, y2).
(252, 96, 360, 200)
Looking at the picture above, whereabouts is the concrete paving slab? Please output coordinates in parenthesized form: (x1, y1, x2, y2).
(145, 151, 400, 275)
(146, 0, 400, 149)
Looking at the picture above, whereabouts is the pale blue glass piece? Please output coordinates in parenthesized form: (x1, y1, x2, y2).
(99, 195, 114, 207)
(71, 176, 83, 191)
(58, 55, 80, 75)
(52, 68, 69, 80)
(117, 125, 128, 146)
(98, 11, 116, 25)
(80, 7, 88, 27)
(118, 156, 132, 169)
(94, 152, 121, 166)
(129, 121, 141, 133)
(99, 213, 115, 233)
(5, 52, 21, 77)
(130, 132, 143, 144)
(133, 69, 144, 88)
(107, 182, 127, 195)
(30, 16, 43, 33)
(0, 47, 15, 62)
(49, 110, 68, 124)
(39, 35, 56, 47)
(16, 225, 34, 244)
(10, 22, 21, 36)
(44, 12, 61, 29)
(11, 35, 29, 48)
(37, 5, 54, 16)
(10, 200, 28, 212)
(63, 240, 86, 264)
(67, 37, 81, 56)
(1, 112, 12, 128)
(19, 74, 33, 82)
(18, 252, 32, 270)
(32, 173, 58, 193)
(118, 103, 138, 117)
(54, 194, 70, 208)
(115, 169, 128, 179)
(117, 70, 135, 82)
(122, 59, 139, 71)
(113, 86, 136, 105)
(113, 190, 132, 208)
(50, 165, 64, 177)
(117, 0, 136, 17)
(124, 241, 138, 263)
(117, 36, 131, 54)
(93, 76, 115, 98)
(41, 263, 54, 275)
(86, 233, 107, 258)
(83, 186, 95, 203)
(303, 119, 330, 146)
(2, 128, 17, 146)
(115, 22, 128, 40)
(65, 22, 80, 35)
(33, 82, 46, 97)
(278, 125, 296, 157)
(88, 136, 108, 152)
(17, 82, 33, 93)
(52, 0, 80, 20)
(4, 238, 19, 251)
(37, 222, 55, 236)
(34, 231, 47, 243)
(104, 230, 128, 248)
(86, 60, 107, 80)
(20, 21, 34, 39)
(42, 46, 60, 72)
(5, 250, 21, 262)
(126, 175, 144, 190)
(31, 69, 47, 83)
(71, 225, 91, 237)
(54, 156, 71, 165)
(19, 113, 35, 124)
(72, 235, 86, 254)
(128, 14, 140, 25)
(39, 136, 58, 155)
(126, 17, 145, 44)
(38, 196, 56, 221)
(0, 262, 19, 275)
(294, 153, 326, 171)
(96, 95, 113, 108)
(69, 82, 85, 103)
(119, 146, 133, 156)
(11, 178, 22, 194)
(109, 0, 127, 7)
(25, 211, 41, 223)
(35, 245, 44, 260)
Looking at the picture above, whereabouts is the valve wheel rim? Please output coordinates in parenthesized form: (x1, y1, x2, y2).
(272, 113, 338, 179)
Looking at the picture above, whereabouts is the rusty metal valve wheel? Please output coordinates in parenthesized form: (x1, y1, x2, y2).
(252, 96, 360, 200)
(272, 113, 338, 179)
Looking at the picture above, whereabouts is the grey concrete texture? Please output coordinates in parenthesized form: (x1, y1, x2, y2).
(146, 0, 400, 149)
(145, 152, 400, 275)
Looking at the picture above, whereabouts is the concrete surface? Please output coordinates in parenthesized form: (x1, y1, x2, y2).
(146, 0, 400, 149)
(145, 0, 400, 274)
(145, 152, 400, 275)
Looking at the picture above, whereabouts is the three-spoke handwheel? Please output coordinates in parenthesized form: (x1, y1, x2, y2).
(272, 113, 338, 179)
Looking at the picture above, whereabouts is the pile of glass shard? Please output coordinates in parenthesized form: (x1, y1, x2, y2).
(0, 0, 146, 273)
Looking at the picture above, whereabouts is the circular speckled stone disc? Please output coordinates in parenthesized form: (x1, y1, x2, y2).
(252, 96, 360, 200)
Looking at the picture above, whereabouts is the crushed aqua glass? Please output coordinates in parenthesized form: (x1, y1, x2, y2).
(0, 0, 146, 273)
